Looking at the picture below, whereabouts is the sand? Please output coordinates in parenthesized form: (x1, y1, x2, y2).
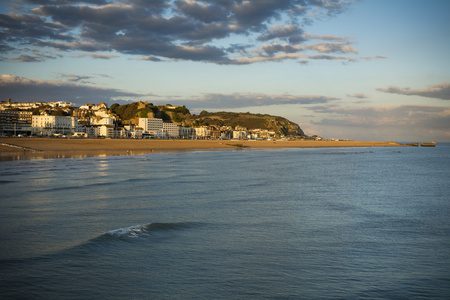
(0, 137, 404, 161)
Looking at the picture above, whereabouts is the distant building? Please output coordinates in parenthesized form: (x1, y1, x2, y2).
(179, 126, 194, 139)
(32, 115, 79, 136)
(139, 118, 180, 138)
(193, 126, 210, 138)
(233, 130, 247, 140)
(163, 122, 179, 138)
(139, 118, 163, 134)
(98, 125, 114, 138)
(0, 111, 32, 136)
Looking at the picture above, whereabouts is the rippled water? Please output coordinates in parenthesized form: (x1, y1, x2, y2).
(1, 145, 449, 299)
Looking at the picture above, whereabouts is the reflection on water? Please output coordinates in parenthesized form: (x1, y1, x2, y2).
(0, 150, 154, 161)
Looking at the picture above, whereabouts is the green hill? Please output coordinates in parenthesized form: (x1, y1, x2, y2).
(108, 102, 304, 137)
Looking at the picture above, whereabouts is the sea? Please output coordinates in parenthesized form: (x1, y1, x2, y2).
(0, 144, 449, 299)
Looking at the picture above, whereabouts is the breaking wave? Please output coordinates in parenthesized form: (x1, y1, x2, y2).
(103, 222, 199, 240)
(77, 222, 203, 251)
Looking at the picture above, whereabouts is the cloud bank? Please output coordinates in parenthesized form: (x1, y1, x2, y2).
(377, 82, 450, 100)
(0, 0, 387, 64)
(0, 74, 146, 104)
(169, 93, 339, 109)
(0, 74, 339, 109)
(307, 104, 450, 141)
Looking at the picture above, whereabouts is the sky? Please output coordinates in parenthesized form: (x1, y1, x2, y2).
(0, 0, 449, 142)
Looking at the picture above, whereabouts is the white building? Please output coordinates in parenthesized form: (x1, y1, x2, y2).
(193, 126, 210, 138)
(233, 130, 247, 140)
(32, 115, 79, 136)
(99, 125, 114, 138)
(163, 122, 179, 138)
(91, 116, 114, 126)
(138, 118, 179, 138)
(139, 118, 163, 133)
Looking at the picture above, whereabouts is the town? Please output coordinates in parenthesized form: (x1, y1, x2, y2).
(0, 99, 321, 141)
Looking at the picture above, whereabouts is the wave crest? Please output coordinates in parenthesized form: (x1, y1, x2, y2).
(102, 222, 200, 240)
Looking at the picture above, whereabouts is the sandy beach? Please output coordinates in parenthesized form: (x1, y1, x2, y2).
(0, 138, 404, 161)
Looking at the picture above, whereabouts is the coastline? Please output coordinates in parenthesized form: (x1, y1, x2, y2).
(0, 138, 404, 161)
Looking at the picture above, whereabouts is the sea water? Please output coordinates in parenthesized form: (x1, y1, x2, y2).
(0, 145, 449, 299)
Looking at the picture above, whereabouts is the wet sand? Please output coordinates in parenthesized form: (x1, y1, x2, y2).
(0, 138, 404, 161)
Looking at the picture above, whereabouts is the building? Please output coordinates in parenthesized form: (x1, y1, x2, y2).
(138, 118, 180, 138)
(139, 118, 163, 134)
(179, 126, 194, 139)
(32, 115, 79, 136)
(233, 130, 247, 140)
(0, 111, 32, 136)
(98, 125, 114, 138)
(91, 117, 114, 126)
(193, 126, 210, 138)
(163, 122, 179, 138)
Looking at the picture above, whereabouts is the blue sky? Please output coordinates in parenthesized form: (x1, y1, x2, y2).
(1, 0, 449, 141)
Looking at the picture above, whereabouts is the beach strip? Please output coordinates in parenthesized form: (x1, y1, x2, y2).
(0, 138, 404, 161)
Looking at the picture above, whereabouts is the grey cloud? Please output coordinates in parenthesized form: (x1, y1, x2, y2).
(58, 73, 94, 83)
(0, 12, 72, 52)
(138, 56, 163, 62)
(22, 0, 108, 4)
(257, 24, 304, 42)
(9, 54, 46, 62)
(0, 74, 147, 104)
(306, 104, 450, 142)
(310, 105, 450, 141)
(76, 53, 119, 59)
(174, 0, 228, 23)
(262, 43, 302, 54)
(361, 55, 389, 60)
(304, 43, 358, 54)
(377, 82, 450, 100)
(169, 93, 339, 109)
(9, 51, 61, 62)
(261, 42, 358, 56)
(304, 33, 354, 41)
(232, 0, 292, 27)
(2, 0, 361, 63)
(347, 93, 368, 99)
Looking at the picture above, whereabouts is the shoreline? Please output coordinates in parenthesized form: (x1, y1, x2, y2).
(0, 138, 405, 161)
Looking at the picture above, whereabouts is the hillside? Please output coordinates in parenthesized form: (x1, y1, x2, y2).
(107, 102, 304, 137)
(193, 111, 304, 136)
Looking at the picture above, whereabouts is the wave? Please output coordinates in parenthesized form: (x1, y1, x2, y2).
(77, 222, 203, 250)
(0, 222, 203, 265)
(34, 178, 150, 193)
(103, 222, 198, 240)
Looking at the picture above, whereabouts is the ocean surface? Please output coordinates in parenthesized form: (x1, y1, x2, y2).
(1, 144, 449, 299)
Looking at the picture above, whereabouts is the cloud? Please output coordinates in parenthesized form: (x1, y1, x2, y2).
(257, 24, 305, 43)
(307, 104, 450, 141)
(304, 43, 358, 54)
(57, 73, 94, 84)
(261, 42, 358, 55)
(169, 92, 339, 109)
(304, 33, 354, 41)
(347, 93, 368, 99)
(377, 82, 450, 100)
(77, 53, 119, 59)
(9, 54, 48, 62)
(0, 0, 369, 64)
(0, 74, 148, 104)
(138, 55, 163, 62)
